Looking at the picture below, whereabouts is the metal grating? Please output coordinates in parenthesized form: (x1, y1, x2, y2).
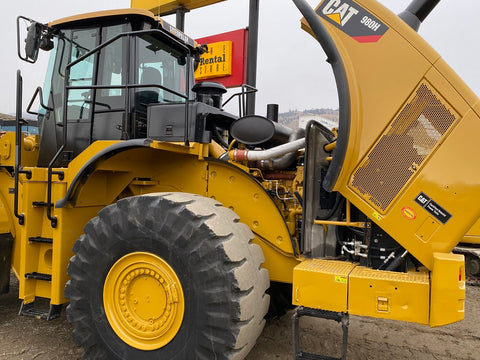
(350, 82, 457, 212)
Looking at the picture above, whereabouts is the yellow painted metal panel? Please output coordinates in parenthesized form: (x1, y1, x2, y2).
(376, 108, 480, 270)
(302, 0, 438, 184)
(348, 266, 429, 325)
(292, 259, 357, 312)
(463, 220, 480, 245)
(131, 0, 226, 16)
(430, 252, 465, 327)
(474, 100, 480, 118)
(462, 235, 480, 245)
(207, 161, 298, 283)
(207, 161, 294, 255)
(434, 59, 479, 109)
(301, 0, 480, 273)
(51, 205, 103, 304)
(0, 183, 14, 235)
(415, 217, 439, 243)
(0, 132, 38, 168)
(254, 239, 299, 284)
(18, 178, 51, 303)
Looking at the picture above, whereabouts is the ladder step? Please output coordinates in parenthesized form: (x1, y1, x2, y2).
(296, 307, 344, 322)
(28, 236, 53, 244)
(293, 307, 349, 360)
(25, 272, 52, 281)
(19, 300, 62, 321)
(32, 201, 53, 207)
(297, 352, 341, 360)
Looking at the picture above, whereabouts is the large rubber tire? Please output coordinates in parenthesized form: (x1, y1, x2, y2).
(265, 281, 294, 319)
(466, 254, 480, 277)
(65, 192, 270, 360)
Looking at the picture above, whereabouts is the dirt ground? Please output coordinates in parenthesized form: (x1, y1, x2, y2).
(0, 274, 479, 360)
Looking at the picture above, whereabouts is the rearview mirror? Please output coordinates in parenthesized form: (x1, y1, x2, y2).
(17, 16, 50, 64)
(25, 22, 42, 62)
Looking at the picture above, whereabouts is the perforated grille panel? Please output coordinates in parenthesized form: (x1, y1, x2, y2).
(350, 82, 458, 212)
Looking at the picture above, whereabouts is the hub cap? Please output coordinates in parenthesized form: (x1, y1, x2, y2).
(103, 252, 185, 350)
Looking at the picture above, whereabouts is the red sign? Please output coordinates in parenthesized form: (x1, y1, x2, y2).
(195, 29, 247, 88)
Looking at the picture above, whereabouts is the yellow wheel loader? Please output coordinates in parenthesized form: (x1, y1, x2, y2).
(1, 0, 480, 359)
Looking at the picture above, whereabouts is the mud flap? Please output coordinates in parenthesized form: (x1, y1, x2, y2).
(0, 233, 13, 295)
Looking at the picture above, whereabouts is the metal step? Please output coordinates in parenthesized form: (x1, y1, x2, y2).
(19, 300, 62, 321)
(296, 307, 344, 321)
(25, 272, 52, 281)
(28, 236, 53, 244)
(296, 352, 341, 360)
(32, 201, 53, 207)
(293, 306, 349, 360)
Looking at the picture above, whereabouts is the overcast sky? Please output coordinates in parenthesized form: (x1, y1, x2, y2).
(1, 0, 479, 116)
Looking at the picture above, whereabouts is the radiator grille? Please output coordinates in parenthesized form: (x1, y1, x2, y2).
(350, 82, 457, 212)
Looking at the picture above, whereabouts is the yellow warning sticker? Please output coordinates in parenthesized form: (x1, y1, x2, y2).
(372, 211, 382, 221)
(334, 276, 347, 284)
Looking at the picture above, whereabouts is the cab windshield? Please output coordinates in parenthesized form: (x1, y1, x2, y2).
(40, 23, 191, 131)
(136, 33, 189, 104)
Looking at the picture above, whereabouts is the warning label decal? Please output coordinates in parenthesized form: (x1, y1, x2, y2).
(414, 192, 452, 224)
(317, 0, 389, 43)
(401, 207, 417, 220)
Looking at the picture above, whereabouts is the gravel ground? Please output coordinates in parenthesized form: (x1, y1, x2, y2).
(0, 274, 479, 360)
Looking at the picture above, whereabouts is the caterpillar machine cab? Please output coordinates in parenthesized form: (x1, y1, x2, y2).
(2, 0, 480, 359)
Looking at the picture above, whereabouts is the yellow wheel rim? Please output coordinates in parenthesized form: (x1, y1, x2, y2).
(103, 252, 185, 350)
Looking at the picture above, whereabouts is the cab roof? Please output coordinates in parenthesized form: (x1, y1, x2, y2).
(48, 8, 198, 48)
(48, 8, 156, 27)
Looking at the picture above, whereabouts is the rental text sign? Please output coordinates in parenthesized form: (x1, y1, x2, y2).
(195, 41, 233, 80)
(195, 29, 247, 88)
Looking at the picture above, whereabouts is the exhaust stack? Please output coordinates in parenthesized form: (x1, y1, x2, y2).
(398, 0, 440, 31)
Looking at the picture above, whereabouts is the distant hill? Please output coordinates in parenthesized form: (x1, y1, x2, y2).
(0, 114, 16, 121)
(1, 113, 37, 121)
(278, 109, 339, 129)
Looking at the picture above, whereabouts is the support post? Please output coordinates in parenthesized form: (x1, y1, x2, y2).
(246, 0, 259, 115)
(175, 7, 188, 31)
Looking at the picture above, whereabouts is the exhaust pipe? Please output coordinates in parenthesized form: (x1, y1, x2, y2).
(229, 114, 305, 170)
(398, 0, 441, 31)
(256, 128, 305, 170)
(228, 137, 305, 162)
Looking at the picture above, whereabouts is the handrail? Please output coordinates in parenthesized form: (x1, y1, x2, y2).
(14, 71, 33, 225)
(14, 71, 24, 224)
(26, 86, 54, 116)
(222, 84, 258, 118)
